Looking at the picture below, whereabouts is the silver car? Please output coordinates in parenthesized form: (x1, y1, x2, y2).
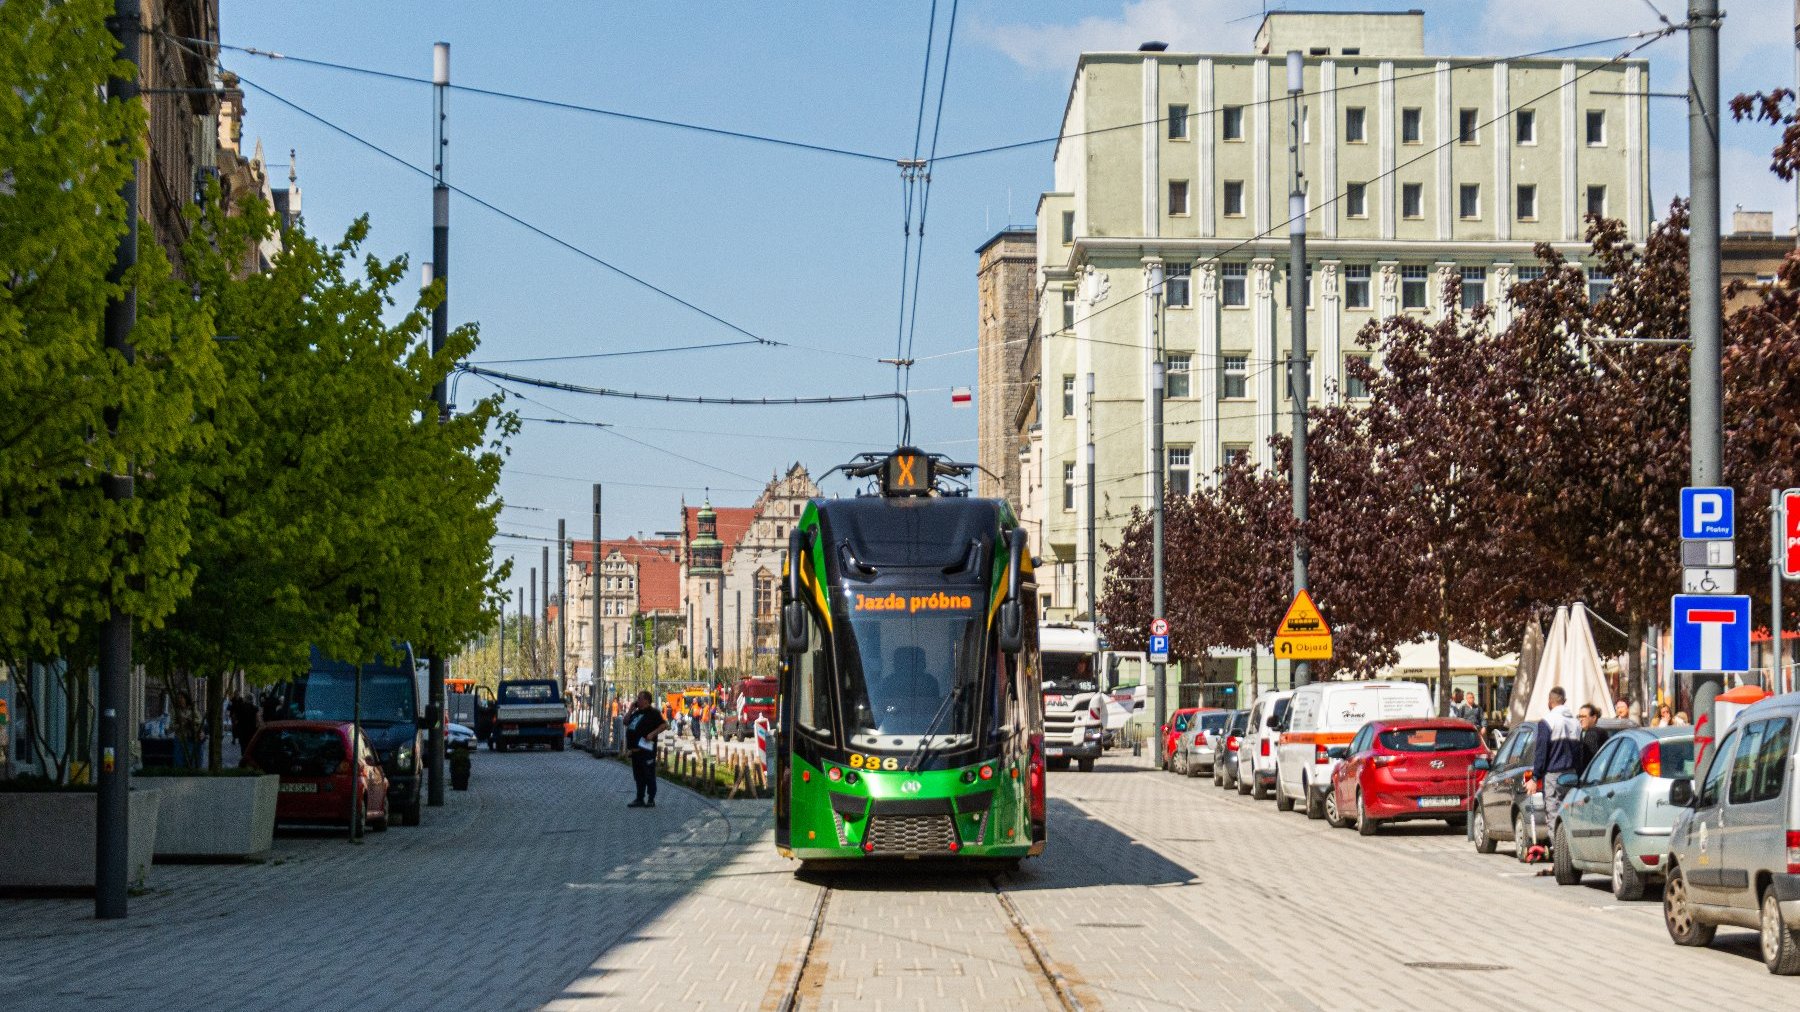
(1172, 710, 1233, 778)
(1549, 726, 1696, 899)
(1663, 692, 1800, 975)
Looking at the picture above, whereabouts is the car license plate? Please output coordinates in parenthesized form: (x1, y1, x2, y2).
(1045, 747, 1064, 757)
(279, 782, 319, 794)
(1418, 796, 1459, 808)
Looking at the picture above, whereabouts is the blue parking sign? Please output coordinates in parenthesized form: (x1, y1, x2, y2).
(1148, 634, 1169, 661)
(1680, 487, 1734, 540)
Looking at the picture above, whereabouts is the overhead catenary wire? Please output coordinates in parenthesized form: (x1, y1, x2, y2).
(899, 0, 960, 429)
(460, 363, 913, 406)
(159, 34, 895, 163)
(465, 339, 764, 366)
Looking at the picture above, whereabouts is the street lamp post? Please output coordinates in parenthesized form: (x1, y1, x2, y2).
(1149, 261, 1167, 767)
(1286, 50, 1313, 689)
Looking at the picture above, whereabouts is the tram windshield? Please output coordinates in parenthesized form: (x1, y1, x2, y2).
(835, 587, 987, 750)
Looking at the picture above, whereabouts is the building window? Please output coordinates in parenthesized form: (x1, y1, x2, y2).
(1587, 268, 1613, 303)
(1459, 183, 1480, 220)
(1402, 182, 1423, 219)
(1168, 104, 1189, 140)
(1223, 180, 1245, 217)
(1586, 109, 1606, 146)
(1516, 265, 1545, 284)
(1586, 184, 1607, 218)
(1221, 263, 1247, 307)
(1222, 105, 1244, 141)
(1460, 266, 1486, 309)
(1062, 375, 1075, 417)
(1167, 447, 1192, 497)
(1061, 210, 1075, 245)
(1221, 355, 1248, 398)
(1516, 108, 1537, 145)
(1401, 107, 1422, 144)
(1164, 264, 1191, 307)
(1345, 182, 1367, 218)
(1165, 353, 1191, 398)
(1283, 354, 1314, 401)
(1062, 287, 1076, 330)
(1401, 265, 1429, 309)
(1345, 106, 1366, 143)
(1168, 179, 1190, 217)
(1517, 184, 1537, 221)
(1344, 264, 1371, 309)
(1062, 461, 1076, 511)
(1223, 444, 1250, 468)
(1344, 354, 1372, 399)
(1458, 108, 1479, 144)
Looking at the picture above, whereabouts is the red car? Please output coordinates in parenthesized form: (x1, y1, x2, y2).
(1325, 718, 1487, 835)
(243, 720, 390, 831)
(1160, 707, 1219, 770)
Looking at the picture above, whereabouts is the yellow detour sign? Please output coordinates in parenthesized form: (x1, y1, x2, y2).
(1274, 589, 1333, 661)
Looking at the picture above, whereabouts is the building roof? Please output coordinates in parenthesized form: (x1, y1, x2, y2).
(976, 228, 1037, 255)
(682, 504, 756, 564)
(569, 536, 683, 614)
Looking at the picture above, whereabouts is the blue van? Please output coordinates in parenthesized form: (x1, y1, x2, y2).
(274, 646, 429, 826)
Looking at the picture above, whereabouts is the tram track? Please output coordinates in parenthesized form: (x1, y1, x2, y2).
(773, 871, 1086, 1012)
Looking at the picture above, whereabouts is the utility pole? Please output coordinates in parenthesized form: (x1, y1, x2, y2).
(97, 0, 141, 920)
(592, 484, 603, 688)
(1286, 50, 1313, 689)
(425, 41, 451, 810)
(735, 589, 742, 673)
(518, 586, 526, 674)
(1086, 372, 1097, 629)
(529, 567, 538, 676)
(1688, 1, 1722, 486)
(1149, 261, 1167, 767)
(498, 602, 504, 680)
(1775, 490, 1786, 692)
(557, 519, 567, 689)
(541, 546, 550, 675)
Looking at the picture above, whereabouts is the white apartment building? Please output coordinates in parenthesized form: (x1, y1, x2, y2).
(1022, 10, 1650, 622)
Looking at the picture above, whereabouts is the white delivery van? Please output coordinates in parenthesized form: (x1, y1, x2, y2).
(1275, 680, 1432, 819)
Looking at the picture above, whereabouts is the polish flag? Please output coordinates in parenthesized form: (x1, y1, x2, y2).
(951, 386, 972, 407)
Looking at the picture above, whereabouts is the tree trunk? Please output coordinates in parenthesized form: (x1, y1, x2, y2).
(1437, 620, 1452, 717)
(206, 670, 224, 772)
(1625, 618, 1645, 724)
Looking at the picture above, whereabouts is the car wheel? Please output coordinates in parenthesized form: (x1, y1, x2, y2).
(1761, 889, 1800, 974)
(1184, 755, 1202, 778)
(1237, 770, 1254, 796)
(1472, 807, 1497, 854)
(553, 737, 566, 753)
(1325, 786, 1350, 829)
(1250, 772, 1268, 799)
(1275, 781, 1295, 812)
(1213, 763, 1224, 787)
(1305, 783, 1326, 821)
(1514, 810, 1534, 864)
(400, 795, 421, 827)
(1077, 758, 1095, 772)
(1663, 864, 1717, 947)
(1552, 824, 1581, 885)
(371, 806, 389, 833)
(1611, 835, 1646, 901)
(1356, 791, 1378, 836)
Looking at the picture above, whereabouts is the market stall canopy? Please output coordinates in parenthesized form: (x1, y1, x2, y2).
(1383, 639, 1516, 678)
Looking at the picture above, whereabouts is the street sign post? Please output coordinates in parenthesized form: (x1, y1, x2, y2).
(1681, 568, 1737, 594)
(1150, 617, 1170, 637)
(1148, 634, 1170, 664)
(1680, 487, 1735, 540)
(1274, 590, 1332, 662)
(1671, 594, 1752, 674)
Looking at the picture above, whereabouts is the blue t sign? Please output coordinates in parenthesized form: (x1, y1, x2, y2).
(1680, 487, 1734, 540)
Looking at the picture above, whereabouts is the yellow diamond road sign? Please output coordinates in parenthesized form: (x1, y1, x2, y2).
(1274, 589, 1333, 661)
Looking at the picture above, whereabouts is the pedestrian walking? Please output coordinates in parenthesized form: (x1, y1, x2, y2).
(1577, 704, 1610, 772)
(1530, 686, 1582, 836)
(1449, 688, 1480, 727)
(229, 694, 258, 751)
(171, 691, 203, 770)
(623, 691, 666, 808)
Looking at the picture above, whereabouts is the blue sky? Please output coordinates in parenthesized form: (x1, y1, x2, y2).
(223, 1, 1794, 593)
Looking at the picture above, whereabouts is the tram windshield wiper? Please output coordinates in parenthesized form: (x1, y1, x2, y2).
(904, 683, 967, 772)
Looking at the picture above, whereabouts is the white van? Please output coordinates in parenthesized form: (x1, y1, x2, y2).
(1275, 680, 1433, 819)
(1237, 690, 1293, 800)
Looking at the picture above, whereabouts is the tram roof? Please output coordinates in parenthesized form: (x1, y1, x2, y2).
(815, 496, 1006, 569)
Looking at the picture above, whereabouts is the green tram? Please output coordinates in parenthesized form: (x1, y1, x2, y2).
(774, 447, 1045, 864)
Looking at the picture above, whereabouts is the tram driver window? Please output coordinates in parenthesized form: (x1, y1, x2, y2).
(794, 614, 833, 740)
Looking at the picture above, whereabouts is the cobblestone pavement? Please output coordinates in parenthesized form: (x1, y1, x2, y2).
(9, 749, 1798, 1010)
(0, 749, 763, 1012)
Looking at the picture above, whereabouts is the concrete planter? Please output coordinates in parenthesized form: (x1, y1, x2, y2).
(148, 774, 278, 860)
(0, 789, 161, 892)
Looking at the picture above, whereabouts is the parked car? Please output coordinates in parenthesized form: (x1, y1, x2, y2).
(1324, 719, 1486, 835)
(1277, 680, 1433, 819)
(446, 722, 478, 749)
(1471, 719, 1550, 861)
(1160, 707, 1213, 770)
(1548, 727, 1695, 899)
(1171, 710, 1234, 777)
(1663, 693, 1800, 974)
(1238, 691, 1293, 800)
(1215, 709, 1251, 790)
(243, 720, 389, 831)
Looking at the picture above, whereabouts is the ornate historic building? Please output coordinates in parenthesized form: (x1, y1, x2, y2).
(680, 465, 820, 677)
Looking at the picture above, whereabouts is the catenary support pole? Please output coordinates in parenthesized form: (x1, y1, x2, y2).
(97, 0, 141, 920)
(1775, 489, 1785, 691)
(592, 484, 603, 688)
(1287, 50, 1313, 689)
(541, 547, 550, 674)
(1688, 1, 1722, 486)
(425, 41, 451, 809)
(1086, 372, 1097, 628)
(1149, 262, 1167, 768)
(558, 519, 567, 688)
(529, 567, 538, 676)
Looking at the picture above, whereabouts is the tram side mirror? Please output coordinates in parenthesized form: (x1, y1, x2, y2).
(782, 601, 809, 653)
(998, 528, 1026, 654)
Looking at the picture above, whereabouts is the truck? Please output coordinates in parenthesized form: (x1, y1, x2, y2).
(1039, 622, 1106, 771)
(492, 679, 568, 752)
(732, 676, 776, 741)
